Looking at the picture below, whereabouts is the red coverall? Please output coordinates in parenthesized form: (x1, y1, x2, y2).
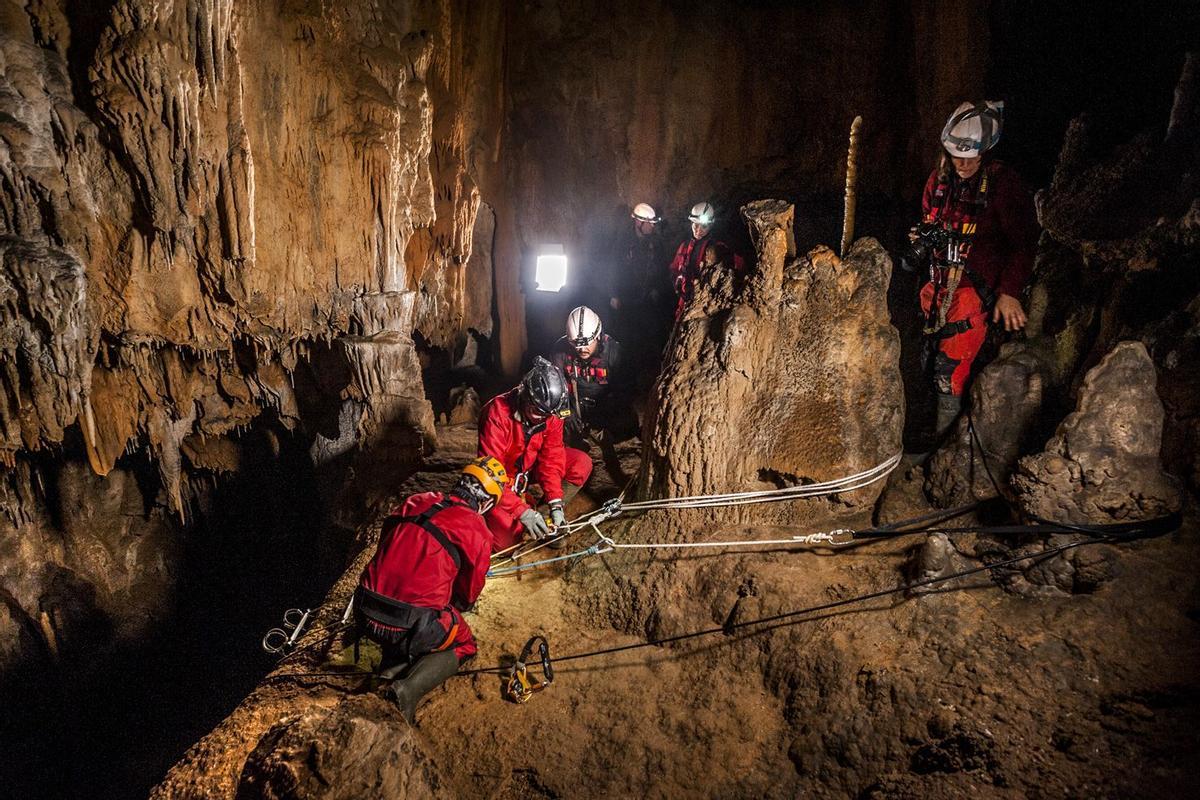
(361, 492, 491, 661)
(669, 234, 745, 319)
(477, 390, 593, 551)
(919, 160, 1038, 396)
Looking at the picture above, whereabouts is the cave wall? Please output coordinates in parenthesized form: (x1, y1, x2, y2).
(0, 0, 512, 689)
(1, 0, 502, 475)
(499, 0, 987, 361)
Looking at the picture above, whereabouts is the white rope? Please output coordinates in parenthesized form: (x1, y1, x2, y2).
(489, 451, 901, 564)
(596, 527, 855, 550)
(620, 452, 902, 511)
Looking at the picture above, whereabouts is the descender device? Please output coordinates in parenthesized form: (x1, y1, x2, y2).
(504, 635, 554, 703)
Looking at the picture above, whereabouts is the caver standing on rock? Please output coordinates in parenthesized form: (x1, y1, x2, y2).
(910, 101, 1039, 440)
(477, 356, 593, 551)
(669, 201, 745, 320)
(608, 202, 674, 386)
(355, 457, 507, 723)
(551, 306, 637, 445)
(612, 203, 671, 331)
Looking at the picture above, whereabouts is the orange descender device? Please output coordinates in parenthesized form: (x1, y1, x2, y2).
(504, 635, 554, 703)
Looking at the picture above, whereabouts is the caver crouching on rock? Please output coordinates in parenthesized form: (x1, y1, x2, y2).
(910, 101, 1039, 440)
(354, 457, 507, 722)
(478, 356, 593, 551)
(551, 305, 637, 445)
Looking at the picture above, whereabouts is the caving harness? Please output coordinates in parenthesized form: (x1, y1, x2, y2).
(356, 499, 461, 658)
(922, 165, 997, 338)
(503, 635, 554, 703)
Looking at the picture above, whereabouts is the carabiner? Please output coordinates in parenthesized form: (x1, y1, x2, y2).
(504, 635, 553, 704)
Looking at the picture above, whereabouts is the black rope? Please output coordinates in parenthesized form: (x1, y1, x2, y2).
(266, 519, 1176, 684)
(458, 532, 1113, 676)
(265, 416, 1181, 684)
(853, 514, 1181, 542)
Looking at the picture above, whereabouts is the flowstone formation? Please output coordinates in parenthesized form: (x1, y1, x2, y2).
(641, 199, 903, 536)
(922, 341, 1183, 598)
(0, 0, 502, 684)
(926, 344, 1050, 507)
(577, 200, 902, 644)
(1013, 341, 1182, 526)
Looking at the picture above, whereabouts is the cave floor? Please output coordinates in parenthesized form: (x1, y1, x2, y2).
(154, 425, 1200, 799)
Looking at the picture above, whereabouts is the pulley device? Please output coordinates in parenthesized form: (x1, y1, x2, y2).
(262, 607, 312, 656)
(504, 635, 554, 703)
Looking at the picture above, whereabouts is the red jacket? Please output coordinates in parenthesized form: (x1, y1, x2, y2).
(477, 389, 567, 518)
(921, 161, 1038, 299)
(669, 234, 744, 317)
(362, 492, 491, 612)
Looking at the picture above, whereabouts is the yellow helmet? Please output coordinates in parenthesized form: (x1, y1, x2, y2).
(461, 456, 508, 506)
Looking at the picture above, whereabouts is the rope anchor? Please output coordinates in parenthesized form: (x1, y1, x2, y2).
(504, 635, 554, 704)
(262, 608, 312, 656)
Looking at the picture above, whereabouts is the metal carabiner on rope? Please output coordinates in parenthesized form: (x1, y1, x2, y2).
(504, 635, 554, 704)
(261, 607, 312, 656)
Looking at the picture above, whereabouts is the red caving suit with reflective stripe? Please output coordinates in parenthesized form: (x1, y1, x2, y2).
(669, 234, 745, 319)
(919, 161, 1038, 395)
(477, 389, 593, 551)
(362, 492, 492, 661)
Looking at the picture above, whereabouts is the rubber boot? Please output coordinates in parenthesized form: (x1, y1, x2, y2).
(547, 481, 583, 550)
(387, 649, 460, 724)
(934, 392, 963, 445)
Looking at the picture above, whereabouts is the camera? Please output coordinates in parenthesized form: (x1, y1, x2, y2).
(900, 221, 952, 273)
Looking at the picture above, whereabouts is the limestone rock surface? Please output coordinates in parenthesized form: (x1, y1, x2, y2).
(0, 0, 501, 496)
(1013, 341, 1183, 525)
(640, 200, 902, 537)
(237, 695, 439, 800)
(0, 461, 180, 672)
(927, 344, 1050, 507)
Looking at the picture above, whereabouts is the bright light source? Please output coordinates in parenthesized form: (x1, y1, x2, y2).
(535, 244, 568, 292)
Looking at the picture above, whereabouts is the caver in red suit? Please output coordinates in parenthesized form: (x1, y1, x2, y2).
(356, 455, 508, 724)
(669, 233, 745, 319)
(477, 388, 593, 551)
(918, 160, 1037, 397)
(359, 490, 491, 662)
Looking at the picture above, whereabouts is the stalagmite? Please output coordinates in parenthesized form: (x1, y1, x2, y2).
(840, 115, 863, 259)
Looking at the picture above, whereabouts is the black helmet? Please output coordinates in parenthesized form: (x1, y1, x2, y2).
(520, 356, 567, 419)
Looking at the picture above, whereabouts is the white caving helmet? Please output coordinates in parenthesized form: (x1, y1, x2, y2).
(688, 201, 716, 226)
(566, 305, 602, 348)
(941, 101, 1004, 159)
(631, 203, 660, 224)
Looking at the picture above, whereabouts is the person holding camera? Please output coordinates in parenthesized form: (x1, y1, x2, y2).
(910, 101, 1039, 441)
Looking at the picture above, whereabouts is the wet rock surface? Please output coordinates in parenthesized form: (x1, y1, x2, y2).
(1013, 341, 1182, 526)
